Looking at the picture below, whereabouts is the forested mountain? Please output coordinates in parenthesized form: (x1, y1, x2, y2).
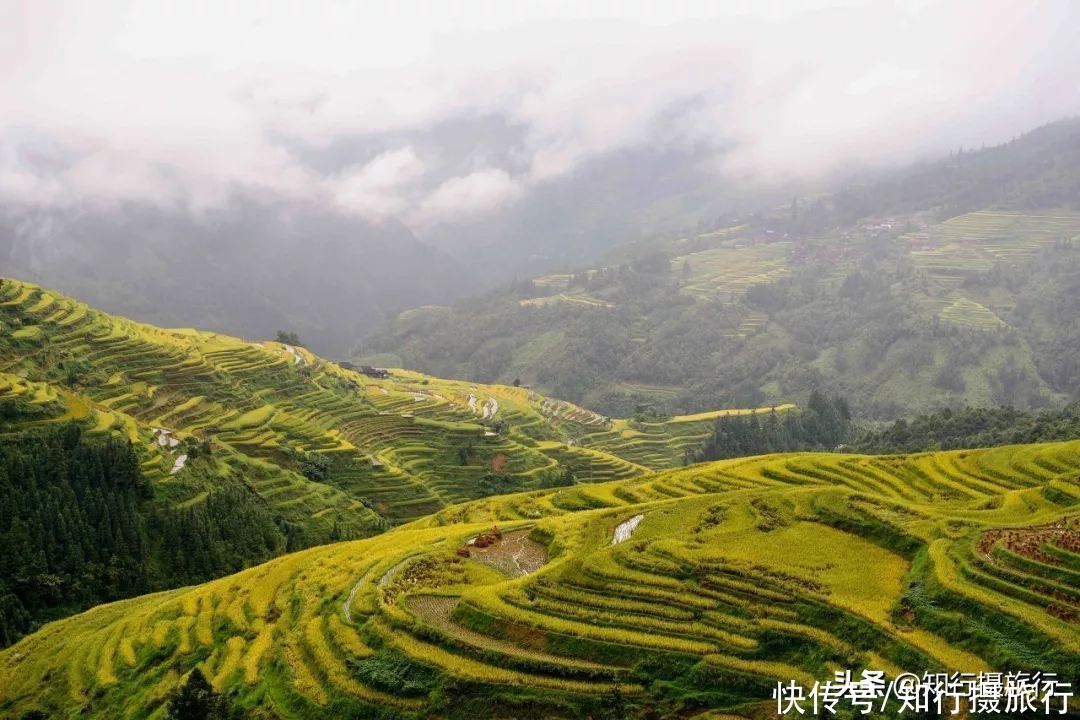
(4, 3, 1079, 717)
(805, 116, 1080, 230)
(0, 145, 788, 360)
(364, 120, 1080, 420)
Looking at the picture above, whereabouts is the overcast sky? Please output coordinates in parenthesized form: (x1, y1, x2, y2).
(2, 0, 1077, 232)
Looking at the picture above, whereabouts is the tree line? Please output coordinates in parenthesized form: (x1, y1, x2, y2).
(696, 394, 1080, 463)
(853, 402, 1080, 454)
(694, 392, 851, 461)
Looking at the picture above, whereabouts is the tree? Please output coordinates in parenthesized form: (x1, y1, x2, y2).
(296, 452, 332, 482)
(275, 330, 302, 347)
(933, 362, 966, 392)
(167, 669, 216, 720)
(167, 668, 243, 720)
(603, 683, 629, 720)
(552, 468, 575, 487)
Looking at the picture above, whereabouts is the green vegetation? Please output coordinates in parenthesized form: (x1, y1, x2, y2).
(2, 437, 1078, 718)
(166, 668, 243, 720)
(4, 119, 1080, 716)
(367, 211, 1080, 420)
(365, 122, 1080, 421)
(854, 402, 1080, 454)
(696, 391, 851, 461)
(0, 422, 286, 648)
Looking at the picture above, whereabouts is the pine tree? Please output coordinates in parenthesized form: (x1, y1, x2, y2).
(167, 668, 216, 720)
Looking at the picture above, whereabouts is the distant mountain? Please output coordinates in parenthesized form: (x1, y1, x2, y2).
(0, 202, 469, 357)
(428, 142, 798, 279)
(802, 116, 1080, 230)
(0, 147, 791, 357)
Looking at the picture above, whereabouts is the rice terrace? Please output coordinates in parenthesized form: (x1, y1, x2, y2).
(1, 277, 1076, 717)
(2, 434, 1079, 718)
(4, 223, 1080, 715)
(3, 5, 1080, 719)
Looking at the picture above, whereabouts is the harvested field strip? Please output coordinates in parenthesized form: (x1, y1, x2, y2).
(405, 595, 619, 673)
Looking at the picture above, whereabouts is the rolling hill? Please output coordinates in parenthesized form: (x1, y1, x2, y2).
(0, 276, 793, 646)
(0, 277, 781, 527)
(1, 436, 1077, 718)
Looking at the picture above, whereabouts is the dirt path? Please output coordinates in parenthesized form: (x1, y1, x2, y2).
(343, 556, 414, 621)
(343, 573, 366, 621)
(282, 344, 306, 366)
(378, 556, 415, 587)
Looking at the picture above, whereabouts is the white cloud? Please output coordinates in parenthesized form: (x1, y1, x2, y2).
(0, 0, 1077, 221)
(330, 147, 425, 221)
(415, 169, 520, 226)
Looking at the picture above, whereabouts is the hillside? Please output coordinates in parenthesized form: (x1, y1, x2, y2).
(815, 117, 1080, 228)
(365, 210, 1080, 419)
(363, 120, 1080, 420)
(0, 278, 781, 521)
(0, 277, 785, 641)
(1, 437, 1077, 718)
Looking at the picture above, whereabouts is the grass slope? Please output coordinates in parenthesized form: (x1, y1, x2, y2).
(3, 439, 1078, 718)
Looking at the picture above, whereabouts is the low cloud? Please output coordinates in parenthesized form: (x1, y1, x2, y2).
(330, 146, 425, 221)
(414, 169, 521, 227)
(1, 0, 1077, 228)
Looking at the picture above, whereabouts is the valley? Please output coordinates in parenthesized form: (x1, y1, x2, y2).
(0, 277, 796, 652)
(363, 119, 1080, 421)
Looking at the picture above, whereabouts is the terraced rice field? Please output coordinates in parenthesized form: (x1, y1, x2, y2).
(0, 278, 767, 530)
(519, 292, 615, 309)
(518, 271, 615, 308)
(907, 211, 1080, 287)
(578, 405, 795, 470)
(671, 242, 792, 300)
(3, 439, 1078, 718)
(937, 296, 1005, 329)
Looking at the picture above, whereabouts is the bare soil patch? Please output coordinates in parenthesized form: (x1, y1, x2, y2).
(467, 529, 548, 577)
